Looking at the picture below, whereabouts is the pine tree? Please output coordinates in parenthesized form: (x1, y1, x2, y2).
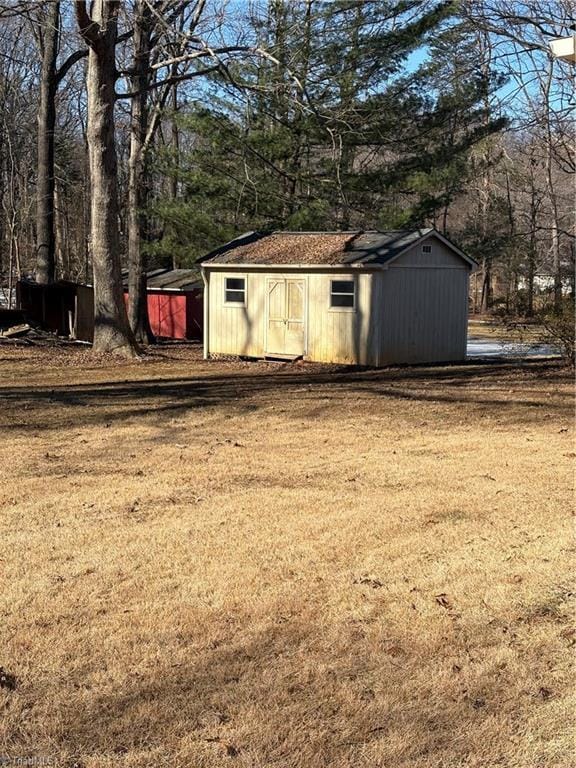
(146, 0, 508, 265)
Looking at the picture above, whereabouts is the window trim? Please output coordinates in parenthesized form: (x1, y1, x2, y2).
(224, 275, 247, 306)
(329, 277, 356, 312)
(421, 243, 433, 254)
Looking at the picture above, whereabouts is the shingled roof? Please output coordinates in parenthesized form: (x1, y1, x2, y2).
(200, 228, 444, 267)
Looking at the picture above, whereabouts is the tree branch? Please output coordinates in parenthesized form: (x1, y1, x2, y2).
(56, 47, 87, 83)
(74, 0, 99, 46)
(115, 65, 219, 98)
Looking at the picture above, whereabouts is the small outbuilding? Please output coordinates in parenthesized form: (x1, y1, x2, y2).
(123, 268, 203, 340)
(200, 229, 476, 365)
(17, 279, 94, 342)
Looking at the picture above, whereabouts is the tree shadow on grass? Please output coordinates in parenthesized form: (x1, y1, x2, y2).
(0, 359, 571, 433)
(44, 604, 537, 768)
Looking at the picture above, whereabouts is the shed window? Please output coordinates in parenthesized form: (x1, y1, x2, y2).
(422, 244, 432, 254)
(225, 277, 246, 304)
(330, 279, 355, 309)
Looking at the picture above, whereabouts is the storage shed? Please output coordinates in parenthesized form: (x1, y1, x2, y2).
(17, 279, 94, 342)
(200, 229, 476, 365)
(123, 268, 203, 340)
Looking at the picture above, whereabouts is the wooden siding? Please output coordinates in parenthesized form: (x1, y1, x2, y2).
(393, 238, 466, 268)
(207, 271, 265, 357)
(365, 237, 470, 364)
(376, 268, 468, 364)
(306, 272, 375, 364)
(207, 270, 376, 363)
(205, 236, 470, 365)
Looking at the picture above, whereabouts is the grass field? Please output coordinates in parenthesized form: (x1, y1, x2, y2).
(0, 344, 573, 768)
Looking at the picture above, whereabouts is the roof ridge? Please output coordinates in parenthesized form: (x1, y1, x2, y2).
(201, 226, 473, 267)
(270, 230, 363, 235)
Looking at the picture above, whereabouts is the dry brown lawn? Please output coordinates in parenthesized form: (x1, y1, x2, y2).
(0, 344, 574, 768)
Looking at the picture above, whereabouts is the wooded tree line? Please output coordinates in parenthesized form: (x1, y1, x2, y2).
(0, 0, 573, 356)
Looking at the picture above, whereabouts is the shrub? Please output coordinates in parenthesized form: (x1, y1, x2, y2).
(537, 299, 575, 367)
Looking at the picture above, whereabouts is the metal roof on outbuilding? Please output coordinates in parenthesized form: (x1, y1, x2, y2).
(121, 268, 202, 291)
(200, 228, 475, 268)
(147, 269, 202, 291)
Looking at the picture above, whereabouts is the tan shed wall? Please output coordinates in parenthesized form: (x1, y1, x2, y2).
(306, 272, 376, 364)
(207, 270, 265, 357)
(206, 237, 470, 365)
(207, 270, 377, 364)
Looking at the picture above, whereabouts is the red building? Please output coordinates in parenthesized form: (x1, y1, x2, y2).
(124, 269, 203, 340)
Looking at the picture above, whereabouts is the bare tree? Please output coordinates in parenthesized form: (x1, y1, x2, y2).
(120, 0, 299, 344)
(126, 0, 154, 344)
(462, 0, 575, 312)
(3, 2, 89, 284)
(0, 10, 37, 291)
(75, 0, 139, 356)
(35, 2, 59, 285)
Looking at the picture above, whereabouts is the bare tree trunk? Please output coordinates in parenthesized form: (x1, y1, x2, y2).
(540, 62, 563, 312)
(545, 137, 562, 311)
(54, 180, 63, 277)
(527, 173, 538, 318)
(35, 2, 59, 285)
(82, 149, 90, 284)
(169, 84, 180, 270)
(170, 84, 179, 199)
(479, 158, 493, 314)
(549, 201, 561, 308)
(478, 157, 493, 313)
(76, 0, 139, 357)
(476, 19, 494, 314)
(480, 260, 492, 313)
(127, 0, 154, 344)
(503, 161, 518, 313)
(7, 231, 14, 309)
(54, 178, 72, 278)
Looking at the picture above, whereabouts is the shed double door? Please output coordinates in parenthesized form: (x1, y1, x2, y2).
(266, 278, 306, 356)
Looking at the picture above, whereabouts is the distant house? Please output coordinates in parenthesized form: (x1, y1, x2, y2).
(517, 272, 573, 295)
(123, 268, 203, 340)
(200, 229, 476, 366)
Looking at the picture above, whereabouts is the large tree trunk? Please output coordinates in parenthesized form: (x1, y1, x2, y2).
(77, 0, 139, 357)
(162, 82, 181, 270)
(35, 2, 59, 285)
(127, 0, 154, 345)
